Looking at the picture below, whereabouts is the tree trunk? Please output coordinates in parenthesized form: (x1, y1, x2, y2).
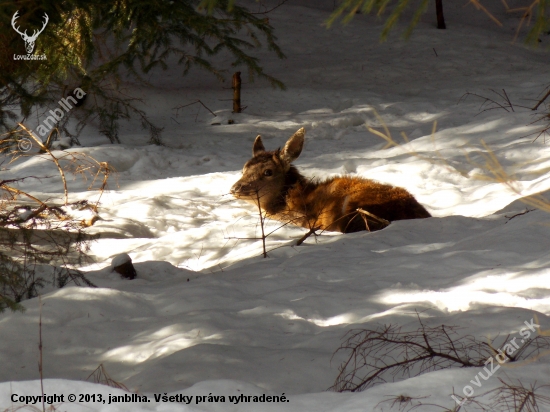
(436, 0, 446, 29)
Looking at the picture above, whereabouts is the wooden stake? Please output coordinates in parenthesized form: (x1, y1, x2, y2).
(436, 0, 446, 29)
(232, 72, 242, 113)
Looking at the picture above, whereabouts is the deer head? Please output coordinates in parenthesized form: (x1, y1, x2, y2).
(231, 128, 305, 212)
(12, 11, 49, 54)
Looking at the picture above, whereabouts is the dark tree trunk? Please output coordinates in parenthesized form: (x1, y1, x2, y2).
(436, 0, 446, 29)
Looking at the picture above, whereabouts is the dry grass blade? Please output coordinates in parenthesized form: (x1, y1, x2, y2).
(86, 364, 128, 391)
(501, 0, 544, 43)
(357, 208, 390, 229)
(468, 0, 503, 26)
(18, 123, 69, 205)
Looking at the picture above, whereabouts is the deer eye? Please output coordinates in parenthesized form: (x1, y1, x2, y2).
(263, 169, 273, 177)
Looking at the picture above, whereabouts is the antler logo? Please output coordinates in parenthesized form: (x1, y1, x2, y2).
(11, 11, 49, 54)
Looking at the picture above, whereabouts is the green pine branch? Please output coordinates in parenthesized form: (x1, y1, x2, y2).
(0, 0, 286, 143)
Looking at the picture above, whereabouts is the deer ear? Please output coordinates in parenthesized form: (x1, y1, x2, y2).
(252, 135, 265, 157)
(280, 128, 305, 164)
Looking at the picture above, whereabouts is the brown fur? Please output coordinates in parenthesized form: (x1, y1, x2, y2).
(231, 128, 430, 233)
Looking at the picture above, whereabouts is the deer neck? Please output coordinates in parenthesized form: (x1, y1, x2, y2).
(264, 166, 312, 217)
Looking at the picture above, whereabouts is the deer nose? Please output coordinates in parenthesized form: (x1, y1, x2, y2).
(230, 182, 242, 195)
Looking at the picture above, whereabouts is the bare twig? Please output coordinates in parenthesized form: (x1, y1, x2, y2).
(532, 89, 550, 111)
(38, 296, 45, 412)
(330, 313, 550, 392)
(296, 226, 320, 246)
(251, 0, 291, 14)
(522, 112, 550, 143)
(505, 208, 535, 223)
(485, 378, 550, 412)
(459, 89, 523, 115)
(501, 89, 515, 112)
(375, 394, 431, 412)
(173, 100, 217, 118)
(255, 190, 267, 258)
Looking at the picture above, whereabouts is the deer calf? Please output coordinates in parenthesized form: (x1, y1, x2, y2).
(230, 128, 430, 233)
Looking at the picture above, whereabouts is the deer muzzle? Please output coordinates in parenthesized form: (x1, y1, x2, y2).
(231, 180, 256, 198)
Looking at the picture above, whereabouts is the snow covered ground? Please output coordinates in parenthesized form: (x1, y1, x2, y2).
(2, 1, 550, 411)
